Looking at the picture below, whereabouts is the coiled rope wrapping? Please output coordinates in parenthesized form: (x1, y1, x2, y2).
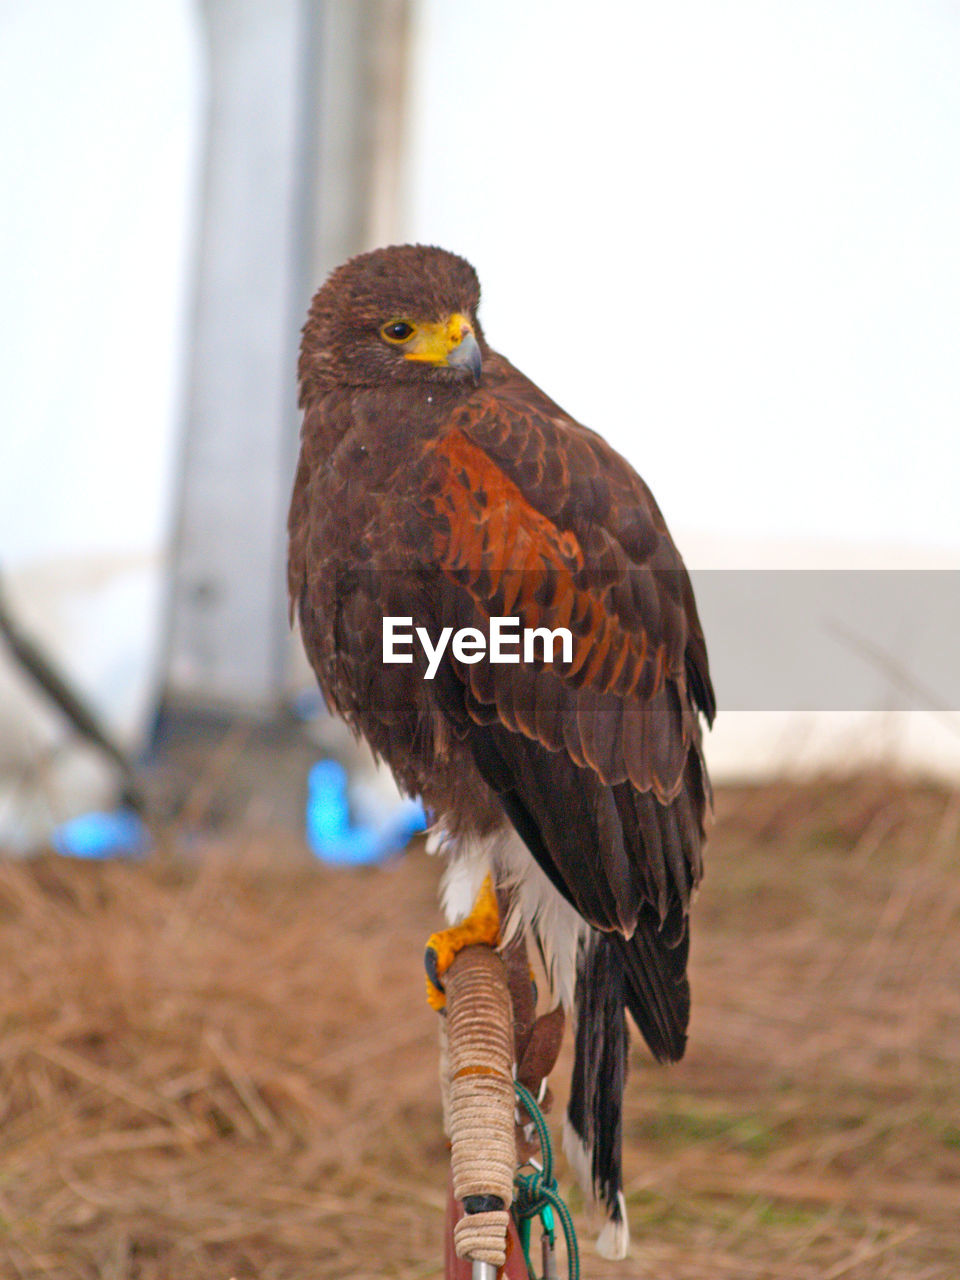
(444, 945, 516, 1266)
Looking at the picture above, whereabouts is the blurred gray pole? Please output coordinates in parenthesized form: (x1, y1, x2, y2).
(162, 0, 411, 716)
(163, 0, 317, 711)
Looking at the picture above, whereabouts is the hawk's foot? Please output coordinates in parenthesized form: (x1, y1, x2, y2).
(425, 873, 500, 1010)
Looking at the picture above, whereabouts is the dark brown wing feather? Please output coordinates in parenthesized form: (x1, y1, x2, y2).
(400, 355, 713, 931)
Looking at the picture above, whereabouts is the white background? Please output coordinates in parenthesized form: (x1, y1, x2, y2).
(405, 0, 960, 558)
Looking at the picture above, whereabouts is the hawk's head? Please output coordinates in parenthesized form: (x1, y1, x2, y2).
(299, 244, 485, 399)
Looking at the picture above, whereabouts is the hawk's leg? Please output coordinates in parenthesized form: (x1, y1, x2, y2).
(425, 873, 501, 1010)
(504, 929, 566, 1161)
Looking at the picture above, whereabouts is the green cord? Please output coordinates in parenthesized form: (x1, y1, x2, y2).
(512, 1080, 580, 1280)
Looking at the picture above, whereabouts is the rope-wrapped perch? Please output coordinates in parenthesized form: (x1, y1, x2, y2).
(442, 945, 516, 1267)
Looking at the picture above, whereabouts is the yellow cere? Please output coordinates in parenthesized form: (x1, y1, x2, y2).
(401, 313, 473, 365)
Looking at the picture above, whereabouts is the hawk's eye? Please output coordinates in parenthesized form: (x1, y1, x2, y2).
(381, 320, 415, 343)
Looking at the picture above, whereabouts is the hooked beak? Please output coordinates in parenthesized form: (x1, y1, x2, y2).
(402, 313, 483, 383)
(445, 328, 482, 383)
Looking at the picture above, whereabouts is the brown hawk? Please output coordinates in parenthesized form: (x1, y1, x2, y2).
(288, 244, 714, 1258)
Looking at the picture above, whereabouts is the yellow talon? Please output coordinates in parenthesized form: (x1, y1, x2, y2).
(425, 874, 500, 1010)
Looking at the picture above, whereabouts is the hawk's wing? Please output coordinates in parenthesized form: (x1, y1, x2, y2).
(402, 358, 714, 1057)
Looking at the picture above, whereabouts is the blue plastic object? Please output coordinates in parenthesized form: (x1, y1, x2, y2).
(52, 808, 150, 859)
(306, 759, 427, 866)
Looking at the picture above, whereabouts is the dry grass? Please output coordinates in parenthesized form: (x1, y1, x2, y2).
(1, 774, 959, 1278)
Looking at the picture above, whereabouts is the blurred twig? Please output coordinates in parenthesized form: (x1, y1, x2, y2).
(0, 568, 144, 811)
(826, 617, 960, 737)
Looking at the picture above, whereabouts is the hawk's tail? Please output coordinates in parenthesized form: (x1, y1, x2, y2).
(564, 900, 690, 1260)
